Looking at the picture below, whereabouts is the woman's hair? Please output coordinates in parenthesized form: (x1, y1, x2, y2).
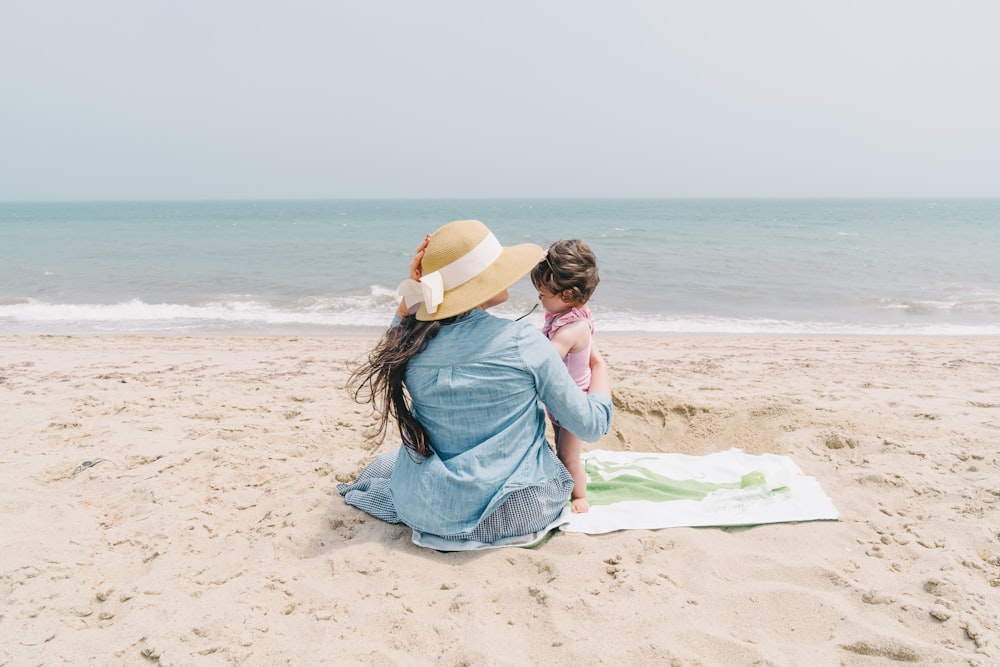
(348, 315, 451, 458)
(530, 239, 600, 305)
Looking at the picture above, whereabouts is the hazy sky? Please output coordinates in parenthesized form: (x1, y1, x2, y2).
(2, 1, 998, 200)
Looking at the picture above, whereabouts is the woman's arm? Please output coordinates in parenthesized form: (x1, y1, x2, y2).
(522, 327, 612, 442)
(395, 234, 432, 320)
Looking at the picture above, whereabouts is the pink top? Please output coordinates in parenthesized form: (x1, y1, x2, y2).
(542, 307, 594, 391)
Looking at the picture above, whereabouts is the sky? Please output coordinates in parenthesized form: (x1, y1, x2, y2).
(2, 1, 999, 201)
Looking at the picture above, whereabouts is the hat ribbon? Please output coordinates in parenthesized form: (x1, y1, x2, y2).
(397, 232, 503, 314)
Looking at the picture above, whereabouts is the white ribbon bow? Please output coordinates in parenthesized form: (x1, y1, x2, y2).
(396, 232, 503, 315)
(397, 272, 445, 314)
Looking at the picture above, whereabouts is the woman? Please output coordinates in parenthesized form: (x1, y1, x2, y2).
(338, 220, 612, 549)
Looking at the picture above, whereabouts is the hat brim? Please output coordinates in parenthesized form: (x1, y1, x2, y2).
(416, 242, 543, 321)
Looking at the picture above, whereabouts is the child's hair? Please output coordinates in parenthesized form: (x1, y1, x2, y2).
(530, 239, 600, 305)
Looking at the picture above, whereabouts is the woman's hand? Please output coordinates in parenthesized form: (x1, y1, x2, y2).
(408, 234, 431, 281)
(397, 234, 432, 318)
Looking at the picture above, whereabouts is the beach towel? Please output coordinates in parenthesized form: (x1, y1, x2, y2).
(410, 448, 838, 550)
(558, 448, 839, 535)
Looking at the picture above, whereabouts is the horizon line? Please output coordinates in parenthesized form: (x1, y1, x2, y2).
(3, 195, 1000, 205)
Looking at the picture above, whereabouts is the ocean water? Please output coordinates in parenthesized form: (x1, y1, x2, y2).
(1, 199, 998, 335)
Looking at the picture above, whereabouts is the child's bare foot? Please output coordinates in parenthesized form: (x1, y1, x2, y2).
(571, 497, 590, 513)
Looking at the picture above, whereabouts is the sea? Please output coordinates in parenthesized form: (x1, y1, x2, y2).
(1, 199, 998, 336)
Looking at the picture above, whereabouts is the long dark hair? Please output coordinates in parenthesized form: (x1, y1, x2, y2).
(348, 314, 449, 458)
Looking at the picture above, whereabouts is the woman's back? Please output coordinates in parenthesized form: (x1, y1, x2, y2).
(406, 310, 541, 460)
(407, 309, 608, 458)
(389, 308, 610, 535)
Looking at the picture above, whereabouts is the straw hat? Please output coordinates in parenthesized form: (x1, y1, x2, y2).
(397, 220, 543, 321)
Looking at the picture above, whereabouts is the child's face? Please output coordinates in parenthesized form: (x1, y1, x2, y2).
(537, 287, 573, 315)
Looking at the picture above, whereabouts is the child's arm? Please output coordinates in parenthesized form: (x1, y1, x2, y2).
(547, 320, 591, 359)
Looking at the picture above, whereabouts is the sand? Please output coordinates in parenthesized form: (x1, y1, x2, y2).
(1, 334, 998, 666)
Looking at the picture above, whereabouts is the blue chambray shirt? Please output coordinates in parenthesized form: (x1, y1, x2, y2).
(389, 308, 612, 535)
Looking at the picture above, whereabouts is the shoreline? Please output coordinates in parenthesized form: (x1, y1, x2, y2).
(2, 334, 998, 664)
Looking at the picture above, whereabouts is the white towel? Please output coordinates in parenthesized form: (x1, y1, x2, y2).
(557, 448, 839, 534)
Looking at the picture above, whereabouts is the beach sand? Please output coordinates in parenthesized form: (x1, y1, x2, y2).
(1, 334, 998, 666)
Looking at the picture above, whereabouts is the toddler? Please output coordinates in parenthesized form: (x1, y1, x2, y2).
(530, 240, 600, 513)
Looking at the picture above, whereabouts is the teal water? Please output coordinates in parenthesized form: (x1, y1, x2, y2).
(1, 199, 998, 334)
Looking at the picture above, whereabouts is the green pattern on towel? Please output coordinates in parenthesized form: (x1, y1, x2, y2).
(584, 458, 784, 506)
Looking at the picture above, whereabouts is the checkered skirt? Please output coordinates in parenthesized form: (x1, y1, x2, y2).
(337, 446, 573, 543)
